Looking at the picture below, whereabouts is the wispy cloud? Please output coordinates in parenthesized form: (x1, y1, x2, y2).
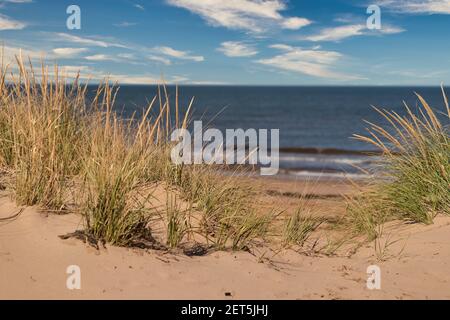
(256, 44, 363, 80)
(0, 14, 26, 30)
(386, 69, 449, 79)
(170, 75, 189, 82)
(302, 23, 405, 42)
(378, 0, 450, 14)
(57, 66, 186, 85)
(280, 17, 311, 30)
(134, 4, 145, 11)
(217, 41, 258, 57)
(0, 0, 33, 6)
(110, 75, 160, 84)
(59, 65, 94, 78)
(153, 46, 204, 62)
(52, 47, 88, 58)
(107, 73, 191, 84)
(166, 0, 312, 33)
(55, 33, 127, 48)
(56, 66, 159, 84)
(188, 80, 230, 85)
(84, 53, 146, 65)
(148, 54, 172, 65)
(85, 54, 118, 62)
(118, 53, 136, 59)
(1, 45, 225, 85)
(0, 0, 33, 3)
(2, 46, 38, 64)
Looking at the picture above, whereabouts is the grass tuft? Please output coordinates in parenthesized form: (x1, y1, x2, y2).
(282, 207, 323, 248)
(349, 88, 450, 237)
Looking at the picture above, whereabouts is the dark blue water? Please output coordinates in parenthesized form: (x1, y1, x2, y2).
(102, 86, 449, 178)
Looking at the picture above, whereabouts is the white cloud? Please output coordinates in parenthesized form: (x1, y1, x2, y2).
(54, 66, 172, 85)
(85, 54, 118, 62)
(153, 46, 204, 62)
(1, 45, 47, 63)
(166, 0, 311, 33)
(281, 17, 311, 30)
(56, 67, 176, 84)
(217, 41, 258, 57)
(378, 0, 450, 14)
(84, 53, 145, 65)
(52, 47, 88, 58)
(59, 65, 94, 77)
(148, 54, 172, 65)
(55, 33, 126, 48)
(304, 24, 365, 42)
(269, 43, 293, 51)
(0, 46, 187, 84)
(171, 75, 189, 82)
(0, 14, 26, 30)
(134, 4, 145, 10)
(118, 53, 136, 59)
(256, 44, 362, 80)
(108, 74, 159, 84)
(302, 23, 405, 42)
(107, 73, 189, 84)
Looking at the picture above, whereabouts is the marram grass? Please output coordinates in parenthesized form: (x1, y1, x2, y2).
(2, 53, 448, 254)
(0, 55, 275, 250)
(349, 87, 450, 238)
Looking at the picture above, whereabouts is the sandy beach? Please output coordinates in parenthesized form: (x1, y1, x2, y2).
(0, 0, 450, 308)
(2, 177, 450, 300)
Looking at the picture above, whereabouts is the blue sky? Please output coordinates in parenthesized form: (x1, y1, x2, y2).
(0, 0, 449, 85)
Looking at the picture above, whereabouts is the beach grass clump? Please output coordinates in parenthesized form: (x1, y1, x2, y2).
(165, 193, 191, 248)
(282, 207, 323, 248)
(165, 165, 274, 250)
(350, 88, 450, 234)
(185, 170, 271, 250)
(0, 54, 273, 252)
(0, 56, 164, 245)
(154, 140, 275, 250)
(345, 187, 392, 240)
(214, 208, 275, 250)
(79, 87, 157, 246)
(0, 57, 87, 210)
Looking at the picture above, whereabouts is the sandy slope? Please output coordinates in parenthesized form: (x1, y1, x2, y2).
(1, 193, 450, 300)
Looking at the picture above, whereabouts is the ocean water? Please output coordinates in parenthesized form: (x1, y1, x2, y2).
(100, 85, 448, 179)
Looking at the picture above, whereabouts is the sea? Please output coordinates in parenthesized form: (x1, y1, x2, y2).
(102, 85, 448, 180)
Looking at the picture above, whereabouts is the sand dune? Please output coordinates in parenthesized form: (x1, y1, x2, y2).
(1, 192, 450, 300)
